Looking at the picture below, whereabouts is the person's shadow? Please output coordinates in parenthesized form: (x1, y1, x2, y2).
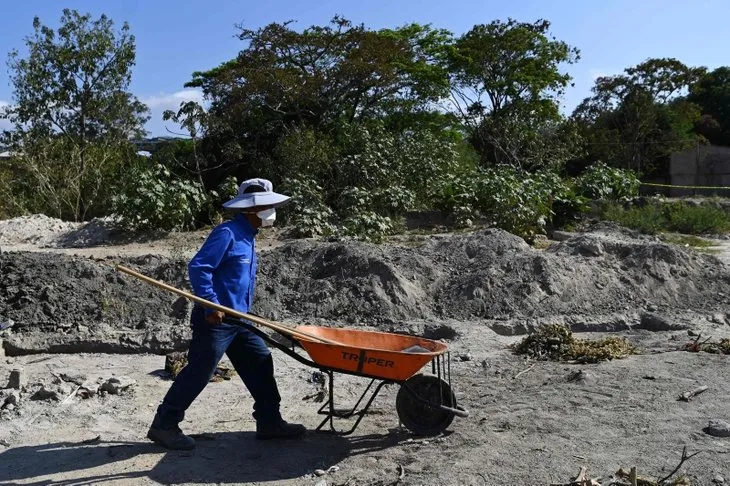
(0, 430, 406, 484)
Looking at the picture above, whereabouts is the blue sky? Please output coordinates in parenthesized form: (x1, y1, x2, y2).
(1, 0, 729, 136)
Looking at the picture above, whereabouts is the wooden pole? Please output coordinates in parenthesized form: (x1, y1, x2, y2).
(115, 265, 341, 345)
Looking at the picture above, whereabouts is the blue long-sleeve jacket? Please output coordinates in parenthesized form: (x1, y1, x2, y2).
(188, 214, 258, 314)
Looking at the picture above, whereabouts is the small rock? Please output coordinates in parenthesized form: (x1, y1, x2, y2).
(327, 466, 340, 473)
(314, 481, 327, 486)
(7, 369, 22, 389)
(77, 325, 89, 333)
(0, 438, 9, 447)
(4, 391, 19, 407)
(314, 469, 327, 477)
(308, 371, 326, 385)
(551, 230, 575, 242)
(31, 386, 61, 401)
(78, 382, 99, 398)
(457, 353, 472, 362)
(688, 329, 700, 337)
(711, 313, 727, 325)
(4, 403, 15, 411)
(57, 383, 73, 397)
(705, 419, 730, 437)
(60, 373, 87, 386)
(480, 359, 490, 369)
(639, 313, 686, 332)
(712, 475, 725, 484)
(100, 376, 136, 395)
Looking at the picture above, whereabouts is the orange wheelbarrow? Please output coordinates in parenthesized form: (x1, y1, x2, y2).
(115, 265, 469, 436)
(225, 317, 469, 436)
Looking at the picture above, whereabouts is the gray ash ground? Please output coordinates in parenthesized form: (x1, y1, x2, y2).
(1, 216, 730, 485)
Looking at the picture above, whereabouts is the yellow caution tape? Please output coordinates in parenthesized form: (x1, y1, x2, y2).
(641, 182, 730, 190)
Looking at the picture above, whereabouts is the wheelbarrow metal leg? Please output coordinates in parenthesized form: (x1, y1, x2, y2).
(314, 370, 392, 435)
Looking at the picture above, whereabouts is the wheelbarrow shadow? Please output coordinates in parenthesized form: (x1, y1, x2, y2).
(0, 430, 407, 484)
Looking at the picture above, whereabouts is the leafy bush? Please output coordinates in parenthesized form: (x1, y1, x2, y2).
(477, 166, 557, 238)
(576, 162, 640, 201)
(433, 166, 589, 238)
(111, 163, 208, 231)
(279, 175, 335, 238)
(272, 122, 465, 242)
(433, 172, 480, 227)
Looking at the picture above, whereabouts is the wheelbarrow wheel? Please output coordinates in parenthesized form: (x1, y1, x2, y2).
(396, 374, 456, 436)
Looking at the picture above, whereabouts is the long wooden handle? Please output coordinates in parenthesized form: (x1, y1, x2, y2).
(115, 265, 341, 345)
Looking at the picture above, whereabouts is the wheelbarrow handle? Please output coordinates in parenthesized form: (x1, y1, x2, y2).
(115, 265, 342, 345)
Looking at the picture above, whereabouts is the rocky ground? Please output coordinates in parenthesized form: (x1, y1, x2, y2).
(1, 214, 729, 486)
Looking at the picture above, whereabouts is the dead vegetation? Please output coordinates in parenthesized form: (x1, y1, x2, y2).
(552, 446, 700, 485)
(683, 335, 730, 354)
(512, 324, 638, 363)
(164, 351, 236, 382)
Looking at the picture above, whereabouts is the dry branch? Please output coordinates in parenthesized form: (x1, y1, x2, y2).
(657, 446, 701, 484)
(678, 385, 708, 402)
(513, 363, 536, 379)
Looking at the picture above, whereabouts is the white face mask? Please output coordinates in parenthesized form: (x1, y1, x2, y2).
(256, 208, 276, 227)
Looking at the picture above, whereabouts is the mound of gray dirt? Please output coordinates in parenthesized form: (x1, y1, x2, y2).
(0, 214, 111, 248)
(1, 223, 728, 355)
(254, 223, 729, 323)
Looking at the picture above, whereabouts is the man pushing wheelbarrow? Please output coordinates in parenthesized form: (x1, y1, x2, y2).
(130, 178, 467, 450)
(147, 178, 305, 450)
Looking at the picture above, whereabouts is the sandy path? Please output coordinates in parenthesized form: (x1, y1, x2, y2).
(1, 327, 729, 485)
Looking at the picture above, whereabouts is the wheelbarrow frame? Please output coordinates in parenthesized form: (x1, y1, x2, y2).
(223, 316, 468, 436)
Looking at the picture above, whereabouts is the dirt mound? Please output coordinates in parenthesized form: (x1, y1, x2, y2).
(0, 252, 191, 354)
(0, 214, 111, 248)
(0, 215, 81, 247)
(1, 224, 728, 355)
(256, 225, 729, 323)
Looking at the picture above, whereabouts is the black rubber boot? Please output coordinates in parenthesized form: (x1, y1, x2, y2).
(147, 425, 196, 450)
(255, 420, 307, 440)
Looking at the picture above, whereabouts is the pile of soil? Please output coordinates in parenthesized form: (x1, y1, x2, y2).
(0, 214, 111, 248)
(254, 223, 729, 323)
(1, 223, 728, 355)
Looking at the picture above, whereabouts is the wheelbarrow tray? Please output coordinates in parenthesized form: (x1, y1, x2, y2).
(294, 325, 447, 382)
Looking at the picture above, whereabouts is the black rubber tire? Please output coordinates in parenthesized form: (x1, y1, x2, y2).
(396, 374, 456, 436)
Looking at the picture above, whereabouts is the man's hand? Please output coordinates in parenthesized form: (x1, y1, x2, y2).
(206, 310, 225, 325)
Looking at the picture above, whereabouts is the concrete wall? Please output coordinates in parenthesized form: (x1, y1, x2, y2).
(670, 144, 730, 196)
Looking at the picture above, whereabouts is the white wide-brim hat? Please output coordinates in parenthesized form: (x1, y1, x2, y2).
(222, 178, 291, 209)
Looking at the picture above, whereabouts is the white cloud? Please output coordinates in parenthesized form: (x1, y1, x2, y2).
(139, 90, 207, 136)
(141, 89, 204, 110)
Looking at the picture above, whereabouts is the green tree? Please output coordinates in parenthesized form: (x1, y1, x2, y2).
(573, 58, 704, 178)
(162, 101, 223, 187)
(1, 9, 149, 220)
(184, 17, 452, 182)
(447, 19, 580, 169)
(688, 66, 730, 146)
